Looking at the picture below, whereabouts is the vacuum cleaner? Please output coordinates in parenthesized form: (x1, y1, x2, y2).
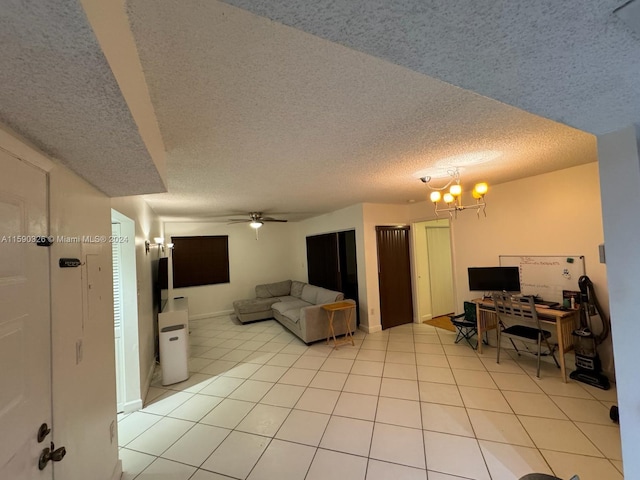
(569, 275, 611, 390)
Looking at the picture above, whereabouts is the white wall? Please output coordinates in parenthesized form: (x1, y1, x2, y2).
(110, 197, 162, 405)
(292, 204, 368, 325)
(361, 203, 411, 331)
(597, 125, 640, 480)
(408, 163, 611, 373)
(164, 221, 298, 318)
(293, 203, 414, 332)
(49, 164, 119, 480)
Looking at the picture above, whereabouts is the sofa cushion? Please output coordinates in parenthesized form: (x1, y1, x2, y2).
(233, 297, 278, 314)
(300, 284, 343, 305)
(316, 287, 343, 304)
(275, 295, 298, 303)
(282, 308, 301, 324)
(272, 299, 312, 317)
(256, 280, 292, 298)
(300, 284, 319, 304)
(290, 281, 306, 298)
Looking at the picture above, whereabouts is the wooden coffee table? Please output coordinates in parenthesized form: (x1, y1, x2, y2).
(322, 301, 356, 349)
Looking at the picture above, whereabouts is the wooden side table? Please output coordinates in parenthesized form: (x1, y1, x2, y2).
(322, 301, 356, 349)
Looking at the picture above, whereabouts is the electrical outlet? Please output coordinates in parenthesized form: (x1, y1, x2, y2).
(75, 339, 83, 365)
(110, 420, 116, 444)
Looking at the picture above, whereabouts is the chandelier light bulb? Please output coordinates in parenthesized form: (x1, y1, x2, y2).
(474, 182, 488, 195)
(419, 166, 488, 218)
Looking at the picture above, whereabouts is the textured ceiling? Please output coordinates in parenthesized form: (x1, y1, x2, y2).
(0, 0, 165, 196)
(220, 0, 639, 135)
(128, 0, 597, 221)
(3, 0, 621, 217)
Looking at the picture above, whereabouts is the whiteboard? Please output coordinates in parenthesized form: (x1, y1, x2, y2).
(499, 255, 585, 303)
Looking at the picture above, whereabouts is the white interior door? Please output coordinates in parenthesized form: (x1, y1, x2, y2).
(0, 151, 53, 479)
(112, 222, 125, 412)
(426, 226, 456, 317)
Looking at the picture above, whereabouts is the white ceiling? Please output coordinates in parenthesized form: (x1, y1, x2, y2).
(4, 0, 636, 220)
(0, 0, 165, 196)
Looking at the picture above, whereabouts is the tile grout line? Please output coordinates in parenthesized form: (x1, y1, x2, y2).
(125, 315, 620, 479)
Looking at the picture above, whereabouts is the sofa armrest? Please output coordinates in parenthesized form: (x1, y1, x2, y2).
(299, 300, 357, 342)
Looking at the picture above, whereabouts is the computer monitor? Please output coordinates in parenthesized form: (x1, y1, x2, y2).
(468, 266, 521, 293)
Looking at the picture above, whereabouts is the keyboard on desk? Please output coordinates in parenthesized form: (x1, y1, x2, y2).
(534, 300, 560, 308)
(519, 296, 559, 308)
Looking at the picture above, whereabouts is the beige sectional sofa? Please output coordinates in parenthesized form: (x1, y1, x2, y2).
(232, 280, 356, 344)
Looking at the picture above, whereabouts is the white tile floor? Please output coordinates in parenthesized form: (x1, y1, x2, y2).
(118, 316, 623, 480)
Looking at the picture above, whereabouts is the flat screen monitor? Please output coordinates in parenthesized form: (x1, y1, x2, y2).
(468, 266, 521, 293)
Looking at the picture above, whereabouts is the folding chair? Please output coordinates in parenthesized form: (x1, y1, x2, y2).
(448, 301, 479, 349)
(492, 292, 560, 378)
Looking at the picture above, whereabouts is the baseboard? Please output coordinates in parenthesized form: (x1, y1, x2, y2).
(360, 323, 382, 334)
(110, 459, 122, 480)
(121, 398, 143, 414)
(140, 358, 156, 409)
(190, 309, 234, 320)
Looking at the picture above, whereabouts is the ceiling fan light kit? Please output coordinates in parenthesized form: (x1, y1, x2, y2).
(227, 212, 288, 239)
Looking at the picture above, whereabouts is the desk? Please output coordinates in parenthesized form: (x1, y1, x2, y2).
(322, 301, 356, 349)
(475, 298, 579, 382)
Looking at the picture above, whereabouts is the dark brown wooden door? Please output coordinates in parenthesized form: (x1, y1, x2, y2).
(376, 226, 413, 329)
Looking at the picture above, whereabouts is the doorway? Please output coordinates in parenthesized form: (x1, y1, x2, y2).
(413, 219, 456, 322)
(376, 226, 413, 329)
(111, 209, 142, 413)
(306, 230, 360, 324)
(0, 151, 53, 479)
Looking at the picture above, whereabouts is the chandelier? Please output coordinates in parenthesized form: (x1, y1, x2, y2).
(420, 167, 488, 218)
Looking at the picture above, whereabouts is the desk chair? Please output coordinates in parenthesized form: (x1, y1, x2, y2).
(448, 301, 479, 349)
(491, 293, 560, 378)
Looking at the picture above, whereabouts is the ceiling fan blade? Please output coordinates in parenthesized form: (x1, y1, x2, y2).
(262, 218, 288, 222)
(228, 219, 251, 223)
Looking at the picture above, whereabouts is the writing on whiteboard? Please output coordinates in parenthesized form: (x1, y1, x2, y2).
(520, 257, 560, 266)
(499, 255, 585, 303)
(522, 283, 551, 289)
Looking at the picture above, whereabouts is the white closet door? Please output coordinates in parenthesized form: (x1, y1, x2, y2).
(426, 226, 455, 317)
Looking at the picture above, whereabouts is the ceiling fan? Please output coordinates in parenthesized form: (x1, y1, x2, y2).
(227, 212, 288, 230)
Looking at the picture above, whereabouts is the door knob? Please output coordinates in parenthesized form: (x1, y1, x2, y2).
(38, 442, 67, 470)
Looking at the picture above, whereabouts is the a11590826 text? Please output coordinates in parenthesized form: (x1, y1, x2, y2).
(0, 235, 129, 244)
